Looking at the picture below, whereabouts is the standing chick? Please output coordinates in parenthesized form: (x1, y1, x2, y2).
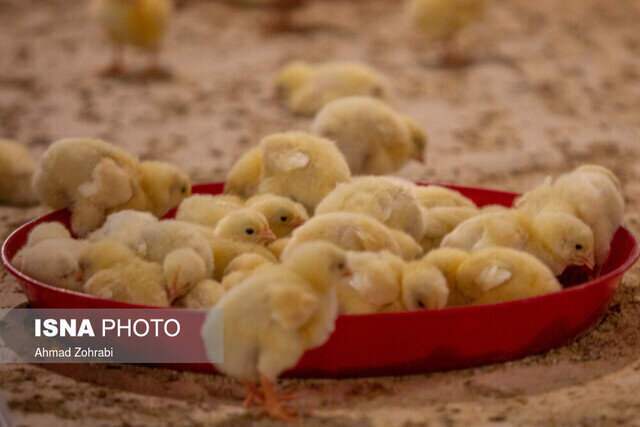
(87, 210, 158, 250)
(515, 165, 624, 268)
(33, 138, 191, 236)
(245, 194, 309, 238)
(90, 0, 173, 76)
(275, 61, 393, 116)
(315, 176, 425, 240)
(441, 210, 595, 276)
(202, 242, 351, 421)
(311, 97, 427, 174)
(214, 208, 276, 245)
(407, 0, 486, 67)
(175, 194, 243, 228)
(0, 139, 38, 206)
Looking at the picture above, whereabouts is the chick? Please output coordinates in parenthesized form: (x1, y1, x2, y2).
(174, 279, 225, 309)
(90, 0, 173, 76)
(14, 238, 88, 291)
(316, 176, 425, 240)
(282, 212, 411, 260)
(414, 185, 476, 209)
(399, 259, 449, 311)
(24, 222, 72, 248)
(87, 210, 158, 250)
(137, 220, 214, 300)
(337, 251, 404, 314)
(245, 194, 309, 238)
(33, 138, 190, 236)
(310, 97, 427, 175)
(407, 0, 486, 67)
(515, 165, 624, 267)
(422, 247, 471, 306)
(203, 242, 351, 421)
(78, 239, 139, 281)
(214, 208, 276, 245)
(441, 210, 595, 276)
(256, 132, 352, 213)
(175, 194, 243, 228)
(225, 147, 263, 199)
(421, 206, 478, 251)
(276, 61, 393, 116)
(388, 229, 424, 260)
(0, 139, 38, 206)
(221, 253, 274, 291)
(268, 238, 290, 260)
(456, 247, 562, 305)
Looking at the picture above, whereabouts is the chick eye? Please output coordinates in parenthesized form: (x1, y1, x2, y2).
(245, 228, 254, 235)
(417, 301, 425, 309)
(337, 262, 345, 269)
(280, 216, 288, 222)
(180, 185, 187, 194)
(575, 244, 583, 250)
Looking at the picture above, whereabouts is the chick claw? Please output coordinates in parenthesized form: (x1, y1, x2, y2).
(257, 374, 300, 423)
(242, 381, 262, 408)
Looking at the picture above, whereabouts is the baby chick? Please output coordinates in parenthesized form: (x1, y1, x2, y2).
(315, 176, 425, 240)
(414, 185, 476, 209)
(221, 253, 274, 291)
(275, 61, 393, 116)
(24, 222, 72, 248)
(203, 242, 351, 421)
(515, 165, 624, 267)
(456, 247, 562, 305)
(87, 210, 158, 250)
(245, 194, 309, 238)
(225, 147, 263, 199)
(175, 194, 243, 228)
(0, 139, 38, 206)
(407, 0, 486, 67)
(422, 247, 471, 306)
(33, 138, 191, 236)
(441, 210, 595, 276)
(174, 279, 225, 309)
(214, 208, 276, 245)
(399, 259, 449, 311)
(310, 97, 427, 174)
(421, 206, 479, 251)
(90, 0, 173, 77)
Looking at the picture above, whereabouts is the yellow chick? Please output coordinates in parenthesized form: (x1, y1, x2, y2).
(422, 247, 471, 306)
(414, 185, 476, 209)
(282, 212, 413, 260)
(24, 222, 72, 248)
(203, 241, 351, 421)
(456, 247, 562, 305)
(310, 97, 427, 174)
(275, 61, 393, 116)
(0, 139, 38, 206)
(407, 0, 486, 67)
(316, 176, 425, 240)
(174, 279, 225, 309)
(225, 147, 263, 199)
(399, 259, 449, 311)
(268, 237, 290, 260)
(515, 165, 624, 267)
(175, 194, 243, 228)
(87, 209, 158, 250)
(337, 251, 404, 314)
(33, 138, 191, 236)
(421, 206, 479, 251)
(90, 0, 173, 76)
(441, 210, 595, 276)
(213, 208, 276, 245)
(245, 194, 309, 238)
(14, 238, 88, 291)
(221, 253, 274, 291)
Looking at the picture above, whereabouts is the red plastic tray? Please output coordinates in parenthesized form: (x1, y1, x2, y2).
(2, 183, 638, 378)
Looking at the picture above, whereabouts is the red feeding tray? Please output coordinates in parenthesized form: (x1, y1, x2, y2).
(2, 183, 638, 378)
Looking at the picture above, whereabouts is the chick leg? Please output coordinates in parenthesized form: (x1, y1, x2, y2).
(99, 44, 125, 77)
(257, 373, 299, 423)
(242, 381, 262, 408)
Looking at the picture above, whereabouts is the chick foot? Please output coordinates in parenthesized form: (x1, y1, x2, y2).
(242, 381, 262, 408)
(257, 373, 300, 423)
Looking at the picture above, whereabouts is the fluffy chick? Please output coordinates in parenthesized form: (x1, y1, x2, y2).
(316, 176, 425, 240)
(421, 206, 478, 251)
(33, 138, 190, 236)
(225, 147, 263, 198)
(407, 0, 486, 67)
(245, 194, 309, 238)
(441, 210, 595, 276)
(456, 247, 562, 305)
(203, 242, 351, 421)
(174, 279, 225, 309)
(0, 139, 38, 206)
(311, 97, 427, 174)
(422, 247, 471, 306)
(414, 185, 476, 209)
(90, 0, 172, 76)
(515, 165, 624, 267)
(87, 209, 158, 250)
(175, 194, 243, 228)
(275, 61, 393, 116)
(214, 208, 276, 245)
(399, 259, 449, 311)
(25, 222, 72, 248)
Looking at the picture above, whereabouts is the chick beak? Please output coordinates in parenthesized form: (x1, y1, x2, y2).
(75, 270, 84, 283)
(259, 229, 276, 244)
(580, 253, 596, 270)
(342, 267, 353, 278)
(167, 280, 179, 303)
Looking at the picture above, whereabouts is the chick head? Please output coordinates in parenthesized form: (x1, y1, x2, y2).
(275, 61, 313, 97)
(401, 262, 449, 311)
(533, 212, 595, 270)
(78, 240, 136, 282)
(214, 208, 276, 245)
(139, 161, 191, 216)
(246, 194, 309, 238)
(20, 240, 85, 289)
(403, 115, 428, 163)
(282, 241, 352, 292)
(163, 248, 208, 303)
